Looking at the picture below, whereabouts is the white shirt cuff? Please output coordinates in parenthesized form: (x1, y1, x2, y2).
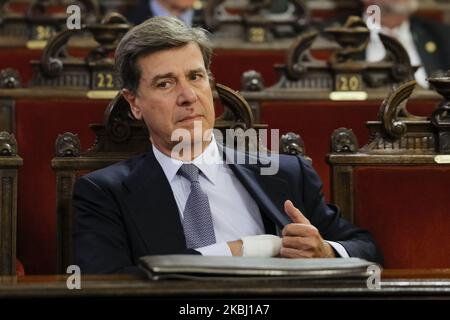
(196, 242, 232, 256)
(326, 240, 350, 258)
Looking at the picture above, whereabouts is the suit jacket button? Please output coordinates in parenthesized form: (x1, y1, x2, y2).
(425, 41, 437, 53)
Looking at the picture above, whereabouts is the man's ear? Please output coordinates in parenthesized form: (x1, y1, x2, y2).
(122, 88, 142, 120)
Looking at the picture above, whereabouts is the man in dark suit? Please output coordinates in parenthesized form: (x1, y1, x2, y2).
(362, 0, 450, 87)
(73, 16, 383, 274)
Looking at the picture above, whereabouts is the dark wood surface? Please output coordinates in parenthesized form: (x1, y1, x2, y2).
(0, 136, 22, 275)
(383, 269, 450, 279)
(1, 270, 450, 299)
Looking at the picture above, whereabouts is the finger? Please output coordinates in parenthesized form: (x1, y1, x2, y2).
(282, 236, 314, 251)
(280, 247, 313, 259)
(282, 223, 317, 237)
(284, 200, 310, 225)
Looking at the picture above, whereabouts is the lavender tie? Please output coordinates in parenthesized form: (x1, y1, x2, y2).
(178, 164, 216, 249)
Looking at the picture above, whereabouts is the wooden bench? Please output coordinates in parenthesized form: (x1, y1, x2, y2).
(327, 77, 450, 268)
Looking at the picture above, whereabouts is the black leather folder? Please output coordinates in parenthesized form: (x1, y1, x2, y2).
(139, 255, 377, 281)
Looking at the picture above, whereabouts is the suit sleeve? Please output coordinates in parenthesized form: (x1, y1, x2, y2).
(73, 176, 138, 274)
(73, 176, 199, 275)
(296, 156, 384, 265)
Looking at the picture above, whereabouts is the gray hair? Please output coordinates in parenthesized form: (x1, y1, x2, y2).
(115, 16, 213, 94)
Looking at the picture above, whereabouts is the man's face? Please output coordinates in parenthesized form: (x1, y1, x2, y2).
(123, 42, 215, 153)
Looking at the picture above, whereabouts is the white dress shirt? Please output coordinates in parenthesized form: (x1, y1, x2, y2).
(153, 137, 265, 256)
(366, 20, 429, 88)
(153, 137, 349, 258)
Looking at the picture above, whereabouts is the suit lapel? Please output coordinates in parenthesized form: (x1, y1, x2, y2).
(122, 149, 187, 254)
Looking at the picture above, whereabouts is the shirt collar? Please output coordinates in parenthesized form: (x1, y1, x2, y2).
(150, 0, 194, 26)
(152, 135, 222, 185)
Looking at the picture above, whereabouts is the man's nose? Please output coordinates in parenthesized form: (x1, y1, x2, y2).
(177, 81, 197, 106)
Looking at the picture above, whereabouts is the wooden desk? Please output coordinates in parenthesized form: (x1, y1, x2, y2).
(383, 269, 450, 279)
(1, 270, 450, 299)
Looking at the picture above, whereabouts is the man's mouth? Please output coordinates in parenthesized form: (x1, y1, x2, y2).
(178, 115, 203, 123)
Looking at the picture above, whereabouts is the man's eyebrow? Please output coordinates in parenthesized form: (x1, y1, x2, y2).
(187, 68, 206, 75)
(147, 68, 207, 86)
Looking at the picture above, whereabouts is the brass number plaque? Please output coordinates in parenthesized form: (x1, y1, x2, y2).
(248, 27, 266, 43)
(335, 74, 362, 91)
(94, 72, 115, 90)
(32, 25, 54, 41)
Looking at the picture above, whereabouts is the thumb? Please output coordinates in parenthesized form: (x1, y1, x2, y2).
(284, 200, 310, 224)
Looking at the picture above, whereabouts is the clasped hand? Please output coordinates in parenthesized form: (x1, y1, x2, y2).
(227, 200, 335, 258)
(281, 200, 335, 258)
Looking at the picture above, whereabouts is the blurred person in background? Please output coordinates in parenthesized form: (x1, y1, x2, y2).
(362, 0, 450, 87)
(126, 0, 201, 26)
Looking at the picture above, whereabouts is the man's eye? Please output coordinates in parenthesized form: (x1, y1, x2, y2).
(156, 81, 171, 88)
(191, 73, 203, 81)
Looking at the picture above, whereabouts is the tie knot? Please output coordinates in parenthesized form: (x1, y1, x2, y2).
(178, 164, 200, 183)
